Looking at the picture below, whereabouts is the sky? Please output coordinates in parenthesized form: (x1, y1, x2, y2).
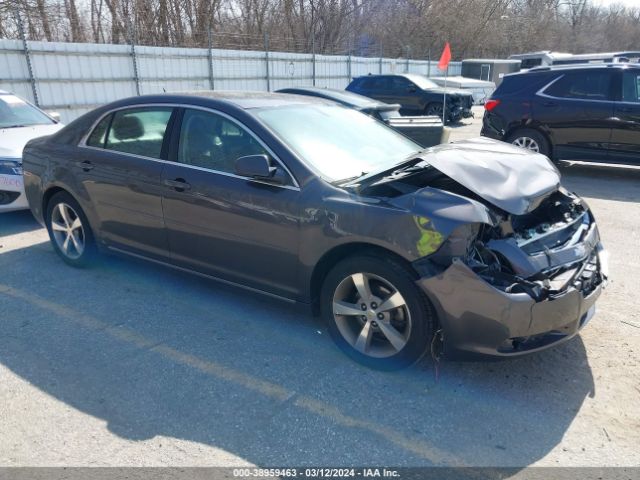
(592, 0, 640, 8)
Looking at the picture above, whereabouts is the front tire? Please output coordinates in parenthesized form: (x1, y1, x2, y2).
(45, 191, 97, 267)
(425, 102, 444, 119)
(321, 254, 436, 370)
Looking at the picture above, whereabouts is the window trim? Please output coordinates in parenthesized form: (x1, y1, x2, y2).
(78, 103, 300, 190)
(537, 72, 615, 103)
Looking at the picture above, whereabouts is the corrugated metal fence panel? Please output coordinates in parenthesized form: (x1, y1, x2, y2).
(0, 39, 36, 102)
(270, 51, 313, 91)
(0, 39, 465, 122)
(30, 41, 136, 118)
(137, 45, 210, 94)
(314, 54, 349, 89)
(213, 48, 267, 91)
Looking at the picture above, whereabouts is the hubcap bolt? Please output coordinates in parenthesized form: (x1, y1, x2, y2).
(361, 304, 367, 310)
(372, 321, 378, 327)
(371, 302, 377, 309)
(377, 313, 384, 320)
(361, 316, 367, 321)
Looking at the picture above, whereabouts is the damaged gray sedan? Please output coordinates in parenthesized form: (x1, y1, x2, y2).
(22, 93, 607, 370)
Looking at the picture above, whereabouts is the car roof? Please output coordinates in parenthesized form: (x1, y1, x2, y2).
(104, 90, 331, 112)
(527, 63, 640, 73)
(276, 86, 390, 109)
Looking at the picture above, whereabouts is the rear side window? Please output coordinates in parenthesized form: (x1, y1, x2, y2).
(544, 71, 613, 101)
(104, 108, 173, 159)
(86, 114, 112, 148)
(360, 76, 389, 90)
(493, 73, 550, 96)
(622, 71, 640, 103)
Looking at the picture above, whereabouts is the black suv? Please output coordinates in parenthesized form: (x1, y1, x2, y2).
(481, 64, 640, 164)
(346, 74, 473, 123)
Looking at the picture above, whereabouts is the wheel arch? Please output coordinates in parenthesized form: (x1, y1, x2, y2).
(505, 124, 555, 159)
(42, 185, 100, 238)
(309, 242, 418, 315)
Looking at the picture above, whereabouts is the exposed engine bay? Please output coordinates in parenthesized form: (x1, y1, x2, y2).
(360, 164, 606, 305)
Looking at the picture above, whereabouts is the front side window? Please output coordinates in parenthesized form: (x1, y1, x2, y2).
(104, 108, 173, 159)
(0, 94, 54, 129)
(622, 71, 640, 103)
(178, 109, 267, 174)
(544, 71, 613, 101)
(391, 77, 413, 90)
(255, 104, 421, 182)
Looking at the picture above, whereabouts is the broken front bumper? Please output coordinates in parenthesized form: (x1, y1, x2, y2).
(417, 245, 606, 358)
(0, 173, 28, 213)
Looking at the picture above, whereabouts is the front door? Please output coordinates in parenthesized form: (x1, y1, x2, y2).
(77, 106, 175, 259)
(609, 69, 640, 165)
(161, 108, 302, 299)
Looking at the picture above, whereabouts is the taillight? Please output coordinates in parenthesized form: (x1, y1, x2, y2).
(484, 99, 501, 111)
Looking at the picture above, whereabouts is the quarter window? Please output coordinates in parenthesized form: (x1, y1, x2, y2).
(622, 71, 640, 103)
(86, 114, 112, 148)
(544, 71, 613, 101)
(104, 108, 173, 159)
(178, 109, 268, 174)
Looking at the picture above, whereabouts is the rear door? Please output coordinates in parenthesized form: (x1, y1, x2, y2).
(608, 69, 640, 165)
(356, 76, 392, 103)
(160, 107, 302, 299)
(78, 106, 175, 259)
(533, 69, 615, 160)
(387, 76, 422, 114)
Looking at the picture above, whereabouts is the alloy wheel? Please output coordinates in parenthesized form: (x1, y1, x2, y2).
(332, 272, 412, 358)
(50, 202, 85, 260)
(511, 136, 540, 153)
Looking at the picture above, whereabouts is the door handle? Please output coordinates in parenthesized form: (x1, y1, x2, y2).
(163, 178, 191, 192)
(75, 160, 94, 171)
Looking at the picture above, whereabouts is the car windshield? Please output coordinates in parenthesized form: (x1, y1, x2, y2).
(254, 104, 421, 182)
(405, 74, 439, 90)
(0, 94, 54, 128)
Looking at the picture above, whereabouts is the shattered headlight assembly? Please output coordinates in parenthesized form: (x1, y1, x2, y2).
(0, 157, 23, 176)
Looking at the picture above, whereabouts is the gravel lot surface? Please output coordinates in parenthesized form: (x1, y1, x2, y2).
(1, 107, 638, 468)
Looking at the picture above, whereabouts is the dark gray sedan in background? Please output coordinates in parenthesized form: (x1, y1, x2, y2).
(22, 92, 606, 369)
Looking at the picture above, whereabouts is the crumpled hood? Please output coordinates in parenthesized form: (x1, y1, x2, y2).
(0, 124, 63, 159)
(415, 137, 561, 215)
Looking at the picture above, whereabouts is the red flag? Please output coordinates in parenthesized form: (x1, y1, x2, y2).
(438, 42, 451, 71)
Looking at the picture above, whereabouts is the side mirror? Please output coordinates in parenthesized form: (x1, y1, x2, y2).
(406, 85, 417, 93)
(46, 111, 61, 122)
(235, 154, 286, 185)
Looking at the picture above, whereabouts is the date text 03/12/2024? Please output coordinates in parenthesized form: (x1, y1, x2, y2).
(232, 468, 400, 478)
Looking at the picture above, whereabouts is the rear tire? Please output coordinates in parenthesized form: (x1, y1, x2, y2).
(320, 254, 436, 370)
(45, 191, 97, 268)
(507, 128, 550, 157)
